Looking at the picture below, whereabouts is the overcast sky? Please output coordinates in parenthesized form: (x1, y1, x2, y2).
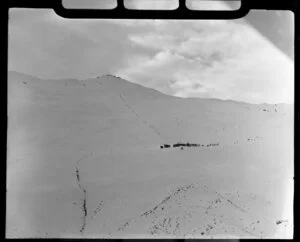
(8, 1, 294, 104)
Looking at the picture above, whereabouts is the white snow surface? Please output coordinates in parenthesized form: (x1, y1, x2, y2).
(7, 71, 293, 238)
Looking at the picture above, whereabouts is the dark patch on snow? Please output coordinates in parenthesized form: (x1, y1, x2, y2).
(160, 142, 219, 149)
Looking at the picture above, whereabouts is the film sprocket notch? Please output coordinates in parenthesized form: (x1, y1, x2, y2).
(8, 0, 298, 19)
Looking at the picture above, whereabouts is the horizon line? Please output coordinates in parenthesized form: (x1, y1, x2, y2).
(8, 70, 294, 106)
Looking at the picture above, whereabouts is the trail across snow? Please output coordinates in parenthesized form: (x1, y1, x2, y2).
(6, 72, 293, 238)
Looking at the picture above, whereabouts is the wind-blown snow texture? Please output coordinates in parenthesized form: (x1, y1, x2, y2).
(7, 71, 293, 238)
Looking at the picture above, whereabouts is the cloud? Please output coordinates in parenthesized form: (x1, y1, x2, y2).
(9, 8, 294, 104)
(128, 34, 180, 51)
(8, 9, 156, 79)
(116, 18, 293, 104)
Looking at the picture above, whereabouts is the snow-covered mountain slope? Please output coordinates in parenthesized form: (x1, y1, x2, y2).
(7, 71, 293, 238)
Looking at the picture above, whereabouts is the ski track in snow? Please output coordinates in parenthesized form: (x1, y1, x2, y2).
(119, 94, 163, 140)
(74, 152, 92, 233)
(7, 73, 293, 238)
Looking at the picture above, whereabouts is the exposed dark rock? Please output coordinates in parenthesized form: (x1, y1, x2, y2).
(276, 220, 288, 225)
(162, 142, 219, 149)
